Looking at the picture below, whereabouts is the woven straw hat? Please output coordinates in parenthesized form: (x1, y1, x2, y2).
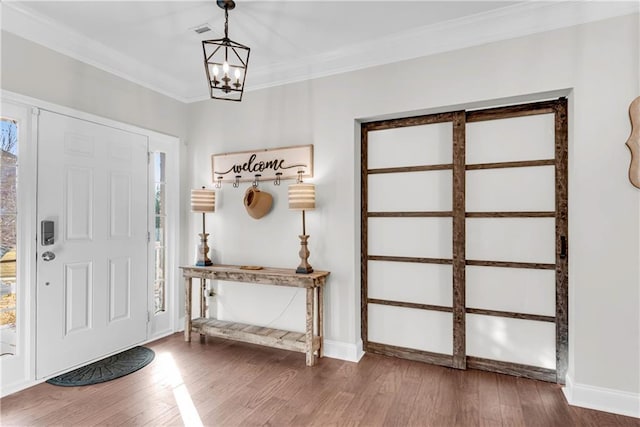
(243, 187, 273, 219)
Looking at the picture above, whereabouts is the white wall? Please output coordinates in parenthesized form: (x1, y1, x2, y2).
(1, 31, 187, 139)
(186, 13, 640, 414)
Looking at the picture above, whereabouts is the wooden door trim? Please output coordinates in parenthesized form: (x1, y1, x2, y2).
(368, 298, 452, 313)
(467, 356, 557, 382)
(362, 112, 454, 131)
(466, 99, 559, 122)
(466, 211, 555, 218)
(465, 259, 555, 270)
(368, 255, 452, 265)
(368, 164, 453, 174)
(466, 307, 555, 323)
(368, 211, 453, 218)
(367, 342, 454, 368)
(360, 124, 369, 347)
(452, 110, 466, 369)
(554, 98, 569, 383)
(466, 159, 555, 170)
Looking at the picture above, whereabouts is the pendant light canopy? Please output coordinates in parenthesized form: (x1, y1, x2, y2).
(202, 0, 250, 101)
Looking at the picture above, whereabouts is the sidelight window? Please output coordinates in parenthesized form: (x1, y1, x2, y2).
(0, 118, 18, 356)
(153, 152, 167, 314)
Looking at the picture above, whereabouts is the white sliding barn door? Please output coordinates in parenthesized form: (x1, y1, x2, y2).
(36, 111, 149, 378)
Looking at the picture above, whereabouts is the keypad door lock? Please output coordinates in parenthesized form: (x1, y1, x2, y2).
(41, 220, 55, 246)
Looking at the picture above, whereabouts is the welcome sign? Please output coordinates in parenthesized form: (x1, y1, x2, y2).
(212, 144, 313, 183)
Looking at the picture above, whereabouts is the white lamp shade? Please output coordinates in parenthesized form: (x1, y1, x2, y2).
(191, 188, 215, 213)
(288, 183, 315, 210)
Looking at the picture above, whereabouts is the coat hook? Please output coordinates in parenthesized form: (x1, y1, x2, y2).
(215, 176, 223, 189)
(296, 170, 304, 184)
(274, 172, 282, 186)
(233, 175, 241, 188)
(252, 174, 261, 188)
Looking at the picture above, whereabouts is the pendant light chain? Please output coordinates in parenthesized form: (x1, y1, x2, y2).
(224, 6, 229, 40)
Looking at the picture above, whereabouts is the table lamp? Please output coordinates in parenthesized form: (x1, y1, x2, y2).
(191, 187, 215, 266)
(288, 178, 315, 274)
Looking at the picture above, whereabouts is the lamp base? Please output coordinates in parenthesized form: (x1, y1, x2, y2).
(296, 266, 313, 274)
(296, 234, 313, 274)
(196, 232, 213, 267)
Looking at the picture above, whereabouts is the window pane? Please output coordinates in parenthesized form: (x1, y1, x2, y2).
(153, 151, 166, 314)
(155, 216, 165, 244)
(1, 118, 18, 356)
(154, 152, 165, 183)
(154, 247, 165, 281)
(154, 281, 165, 313)
(154, 183, 165, 215)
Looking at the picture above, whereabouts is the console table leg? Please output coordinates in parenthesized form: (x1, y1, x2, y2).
(200, 278, 206, 342)
(318, 286, 324, 358)
(185, 277, 193, 342)
(305, 287, 315, 366)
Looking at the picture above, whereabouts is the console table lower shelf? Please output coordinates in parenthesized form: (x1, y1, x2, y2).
(181, 264, 330, 367)
(191, 318, 321, 354)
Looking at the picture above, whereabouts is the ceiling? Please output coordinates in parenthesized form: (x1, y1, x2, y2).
(2, 1, 638, 103)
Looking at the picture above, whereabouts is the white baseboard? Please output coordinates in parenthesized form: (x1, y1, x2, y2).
(323, 339, 365, 363)
(563, 374, 640, 418)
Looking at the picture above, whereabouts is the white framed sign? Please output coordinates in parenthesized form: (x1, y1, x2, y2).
(211, 144, 313, 183)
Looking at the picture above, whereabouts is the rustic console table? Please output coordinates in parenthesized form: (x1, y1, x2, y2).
(180, 265, 330, 366)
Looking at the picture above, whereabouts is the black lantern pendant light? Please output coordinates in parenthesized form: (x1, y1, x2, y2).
(202, 0, 250, 101)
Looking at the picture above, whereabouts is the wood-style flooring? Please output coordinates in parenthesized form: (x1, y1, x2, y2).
(1, 333, 638, 426)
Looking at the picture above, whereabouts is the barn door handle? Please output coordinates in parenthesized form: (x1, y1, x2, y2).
(560, 236, 567, 259)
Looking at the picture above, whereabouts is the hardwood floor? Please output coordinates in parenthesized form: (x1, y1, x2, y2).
(1, 333, 638, 426)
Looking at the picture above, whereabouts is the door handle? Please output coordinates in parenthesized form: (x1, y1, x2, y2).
(560, 236, 567, 259)
(42, 251, 56, 261)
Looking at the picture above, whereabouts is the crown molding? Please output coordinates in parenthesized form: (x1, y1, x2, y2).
(1, 2, 192, 103)
(244, 1, 640, 93)
(3, 1, 639, 104)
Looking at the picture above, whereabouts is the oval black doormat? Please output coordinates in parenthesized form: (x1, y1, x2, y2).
(46, 346, 155, 387)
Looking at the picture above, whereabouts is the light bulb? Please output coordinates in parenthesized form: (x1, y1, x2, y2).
(222, 61, 229, 74)
(234, 68, 242, 80)
(212, 65, 219, 77)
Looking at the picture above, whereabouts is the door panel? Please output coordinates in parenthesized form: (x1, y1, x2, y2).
(65, 167, 93, 240)
(108, 257, 131, 322)
(37, 111, 148, 378)
(466, 114, 555, 164)
(368, 122, 452, 168)
(368, 304, 453, 354)
(466, 166, 555, 212)
(64, 261, 92, 334)
(466, 314, 556, 369)
(368, 261, 452, 307)
(109, 173, 132, 238)
(368, 171, 452, 212)
(368, 217, 452, 258)
(466, 267, 555, 316)
(466, 218, 555, 264)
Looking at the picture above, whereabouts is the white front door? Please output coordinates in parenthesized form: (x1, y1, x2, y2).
(36, 111, 149, 378)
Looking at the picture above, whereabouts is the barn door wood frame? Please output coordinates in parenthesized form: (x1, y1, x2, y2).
(360, 98, 568, 383)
